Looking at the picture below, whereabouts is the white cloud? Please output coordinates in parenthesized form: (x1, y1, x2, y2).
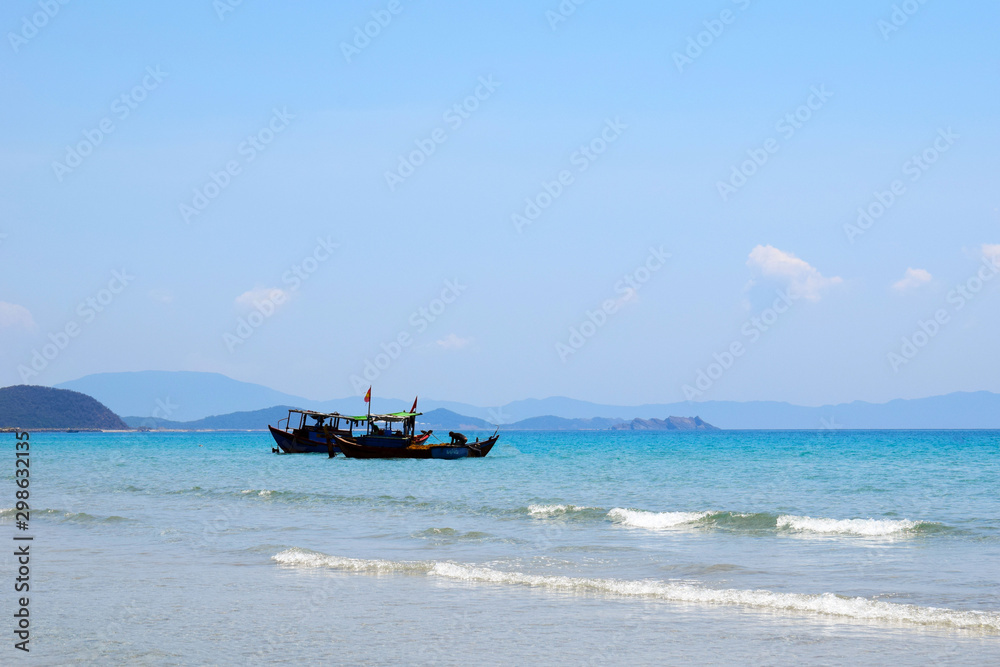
(235, 287, 288, 308)
(435, 333, 472, 350)
(891, 267, 932, 292)
(0, 302, 36, 330)
(746, 245, 843, 301)
(982, 244, 1000, 266)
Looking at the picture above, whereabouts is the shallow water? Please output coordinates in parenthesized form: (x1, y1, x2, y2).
(3, 430, 999, 664)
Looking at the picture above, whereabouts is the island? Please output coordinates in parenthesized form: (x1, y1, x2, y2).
(0, 385, 129, 431)
(610, 416, 719, 431)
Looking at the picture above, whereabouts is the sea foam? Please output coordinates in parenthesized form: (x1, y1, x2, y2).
(528, 504, 598, 517)
(776, 515, 925, 537)
(607, 507, 710, 529)
(271, 548, 1000, 631)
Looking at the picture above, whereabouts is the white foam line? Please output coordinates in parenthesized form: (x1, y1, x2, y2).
(528, 504, 597, 517)
(607, 508, 710, 529)
(777, 515, 921, 537)
(273, 548, 430, 574)
(272, 549, 1000, 632)
(429, 562, 1000, 631)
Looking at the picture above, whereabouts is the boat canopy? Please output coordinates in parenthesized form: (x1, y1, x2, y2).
(287, 409, 368, 422)
(371, 411, 422, 422)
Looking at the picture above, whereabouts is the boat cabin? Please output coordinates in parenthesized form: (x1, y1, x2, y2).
(364, 411, 422, 439)
(277, 409, 366, 443)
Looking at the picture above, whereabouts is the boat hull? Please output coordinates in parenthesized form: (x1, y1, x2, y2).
(334, 434, 499, 459)
(269, 425, 344, 455)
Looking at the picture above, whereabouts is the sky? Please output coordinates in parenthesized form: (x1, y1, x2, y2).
(1, 0, 998, 407)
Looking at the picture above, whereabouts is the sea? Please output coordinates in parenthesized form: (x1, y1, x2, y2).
(3, 429, 999, 665)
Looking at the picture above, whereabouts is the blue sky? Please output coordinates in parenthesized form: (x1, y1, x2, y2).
(1, 0, 998, 407)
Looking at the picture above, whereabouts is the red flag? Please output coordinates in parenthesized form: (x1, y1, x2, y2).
(364, 387, 371, 403)
(410, 396, 418, 413)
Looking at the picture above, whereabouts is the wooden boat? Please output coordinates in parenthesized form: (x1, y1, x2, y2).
(328, 410, 499, 459)
(334, 433, 499, 459)
(269, 409, 366, 455)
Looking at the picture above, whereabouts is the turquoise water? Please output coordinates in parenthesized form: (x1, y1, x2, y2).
(4, 430, 1000, 664)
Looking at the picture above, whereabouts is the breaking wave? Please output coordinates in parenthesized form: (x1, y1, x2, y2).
(776, 515, 931, 537)
(527, 504, 599, 517)
(608, 508, 710, 529)
(606, 508, 942, 537)
(272, 548, 1000, 631)
(159, 489, 950, 539)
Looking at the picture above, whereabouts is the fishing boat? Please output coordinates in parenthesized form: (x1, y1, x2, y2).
(268, 409, 366, 455)
(334, 432, 500, 459)
(328, 410, 499, 459)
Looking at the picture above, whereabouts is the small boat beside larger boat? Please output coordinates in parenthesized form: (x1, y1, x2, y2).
(269, 393, 500, 459)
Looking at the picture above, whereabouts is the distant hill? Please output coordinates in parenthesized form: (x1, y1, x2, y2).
(57, 371, 455, 422)
(123, 406, 296, 431)
(611, 416, 719, 431)
(57, 371, 313, 423)
(0, 385, 128, 430)
(122, 406, 497, 432)
(54, 371, 1000, 428)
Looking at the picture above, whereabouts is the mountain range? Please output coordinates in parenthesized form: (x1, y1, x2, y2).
(120, 408, 717, 432)
(54, 371, 1000, 429)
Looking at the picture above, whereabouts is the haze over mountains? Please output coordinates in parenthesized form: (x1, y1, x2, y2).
(53, 371, 1000, 429)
